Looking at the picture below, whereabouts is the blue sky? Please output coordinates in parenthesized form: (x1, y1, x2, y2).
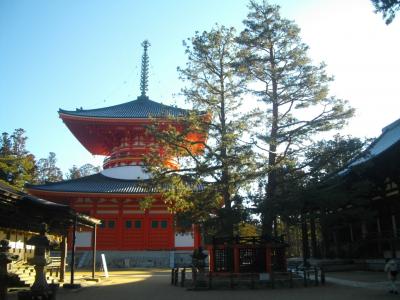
(1, 0, 399, 174)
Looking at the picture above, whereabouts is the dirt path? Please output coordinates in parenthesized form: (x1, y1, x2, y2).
(9, 270, 395, 300)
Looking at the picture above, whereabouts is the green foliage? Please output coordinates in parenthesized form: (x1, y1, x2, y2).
(238, 221, 260, 237)
(66, 163, 101, 179)
(372, 0, 400, 24)
(35, 152, 63, 183)
(237, 1, 355, 234)
(0, 129, 36, 190)
(268, 135, 368, 220)
(305, 134, 371, 183)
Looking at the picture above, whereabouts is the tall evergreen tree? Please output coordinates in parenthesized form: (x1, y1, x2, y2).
(36, 152, 63, 183)
(146, 26, 257, 237)
(66, 163, 100, 179)
(238, 1, 354, 235)
(0, 129, 36, 189)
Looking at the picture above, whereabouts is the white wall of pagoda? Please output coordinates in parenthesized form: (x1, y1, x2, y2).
(101, 166, 151, 180)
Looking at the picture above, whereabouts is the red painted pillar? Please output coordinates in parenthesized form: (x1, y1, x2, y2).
(144, 210, 149, 249)
(265, 245, 272, 273)
(234, 246, 240, 273)
(169, 215, 174, 249)
(193, 224, 201, 248)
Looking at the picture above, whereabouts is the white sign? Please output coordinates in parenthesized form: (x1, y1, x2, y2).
(174, 232, 194, 247)
(75, 232, 92, 247)
(101, 253, 109, 278)
(259, 273, 270, 281)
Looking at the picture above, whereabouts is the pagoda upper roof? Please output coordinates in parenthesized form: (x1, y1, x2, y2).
(59, 96, 191, 120)
(25, 173, 158, 195)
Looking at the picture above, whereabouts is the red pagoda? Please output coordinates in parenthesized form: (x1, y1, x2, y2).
(26, 41, 206, 267)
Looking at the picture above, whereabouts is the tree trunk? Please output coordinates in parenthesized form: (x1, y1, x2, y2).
(310, 216, 318, 258)
(301, 215, 310, 260)
(263, 45, 279, 237)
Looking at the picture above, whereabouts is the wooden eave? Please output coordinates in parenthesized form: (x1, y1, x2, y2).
(25, 188, 162, 199)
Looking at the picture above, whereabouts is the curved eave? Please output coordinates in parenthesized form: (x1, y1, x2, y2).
(59, 112, 209, 156)
(59, 112, 196, 124)
(25, 188, 162, 198)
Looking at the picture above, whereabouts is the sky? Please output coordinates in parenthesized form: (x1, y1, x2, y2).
(0, 0, 399, 174)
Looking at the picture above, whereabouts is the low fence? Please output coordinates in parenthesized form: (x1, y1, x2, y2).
(170, 266, 325, 290)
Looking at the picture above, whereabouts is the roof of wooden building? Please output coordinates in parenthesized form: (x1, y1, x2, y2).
(338, 117, 400, 176)
(0, 181, 99, 234)
(25, 173, 158, 194)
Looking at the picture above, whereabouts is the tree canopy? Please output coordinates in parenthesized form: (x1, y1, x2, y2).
(237, 0, 355, 235)
(0, 128, 101, 189)
(0, 129, 35, 189)
(372, 0, 400, 24)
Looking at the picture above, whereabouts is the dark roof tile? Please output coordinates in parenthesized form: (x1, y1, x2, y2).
(59, 96, 189, 119)
(25, 173, 158, 194)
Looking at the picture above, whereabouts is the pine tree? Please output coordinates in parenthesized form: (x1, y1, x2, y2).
(0, 129, 36, 189)
(146, 26, 257, 237)
(238, 1, 354, 235)
(67, 163, 100, 179)
(36, 152, 63, 183)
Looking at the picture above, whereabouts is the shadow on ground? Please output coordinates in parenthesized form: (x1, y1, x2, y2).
(8, 270, 395, 300)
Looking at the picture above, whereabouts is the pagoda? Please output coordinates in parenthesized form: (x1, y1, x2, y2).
(26, 41, 206, 267)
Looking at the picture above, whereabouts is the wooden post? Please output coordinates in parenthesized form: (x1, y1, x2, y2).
(392, 215, 398, 237)
(70, 217, 77, 285)
(301, 216, 309, 287)
(377, 217, 382, 256)
(59, 235, 67, 282)
(233, 246, 240, 273)
(310, 217, 318, 258)
(347, 224, 353, 256)
(91, 225, 97, 279)
(332, 231, 339, 258)
(320, 267, 325, 285)
(392, 215, 398, 258)
(265, 246, 272, 273)
(174, 268, 178, 286)
(314, 266, 319, 286)
(361, 222, 367, 239)
(208, 246, 215, 272)
(180, 268, 185, 287)
(349, 224, 354, 242)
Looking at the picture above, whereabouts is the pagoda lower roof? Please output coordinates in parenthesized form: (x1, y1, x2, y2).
(25, 173, 159, 195)
(59, 96, 190, 119)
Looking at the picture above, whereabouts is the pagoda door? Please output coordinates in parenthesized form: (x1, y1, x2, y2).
(147, 215, 174, 249)
(97, 217, 121, 250)
(122, 216, 146, 250)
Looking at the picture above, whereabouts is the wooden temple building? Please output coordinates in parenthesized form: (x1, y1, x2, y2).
(26, 42, 206, 267)
(303, 117, 400, 266)
(0, 181, 99, 285)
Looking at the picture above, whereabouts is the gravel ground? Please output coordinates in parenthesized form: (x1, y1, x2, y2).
(8, 270, 396, 300)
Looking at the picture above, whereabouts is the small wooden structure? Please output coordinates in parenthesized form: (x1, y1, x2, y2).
(0, 182, 100, 289)
(208, 235, 288, 274)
